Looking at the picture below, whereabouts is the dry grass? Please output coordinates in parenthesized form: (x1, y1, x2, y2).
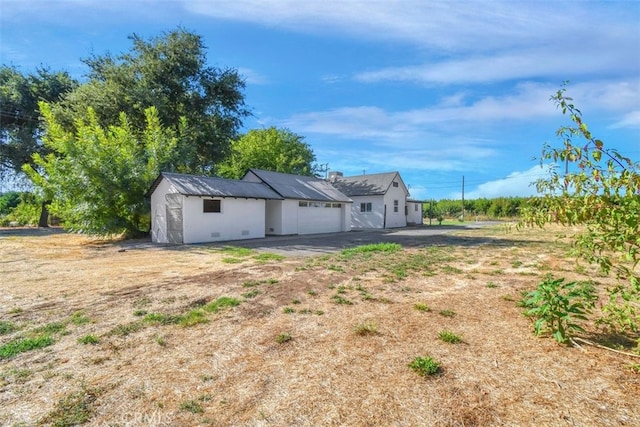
(1, 224, 639, 426)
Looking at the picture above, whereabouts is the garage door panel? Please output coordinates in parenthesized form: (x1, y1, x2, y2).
(298, 205, 342, 234)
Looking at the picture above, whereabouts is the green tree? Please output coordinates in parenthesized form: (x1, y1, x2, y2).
(53, 28, 249, 174)
(217, 127, 316, 179)
(521, 86, 640, 333)
(23, 103, 177, 237)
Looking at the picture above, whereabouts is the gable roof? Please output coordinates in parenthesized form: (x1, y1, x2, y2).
(148, 172, 283, 200)
(244, 169, 352, 203)
(331, 172, 408, 197)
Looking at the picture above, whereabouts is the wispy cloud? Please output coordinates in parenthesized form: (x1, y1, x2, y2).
(449, 165, 551, 199)
(238, 67, 268, 85)
(610, 111, 640, 129)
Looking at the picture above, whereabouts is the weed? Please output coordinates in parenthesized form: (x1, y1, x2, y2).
(0, 320, 16, 335)
(307, 289, 317, 296)
(332, 295, 353, 305)
(512, 261, 523, 268)
(143, 313, 182, 325)
(132, 297, 152, 308)
(486, 282, 499, 288)
(408, 355, 442, 377)
(442, 265, 463, 274)
(353, 321, 379, 336)
(438, 330, 462, 344)
(1, 366, 32, 384)
(133, 309, 148, 317)
(33, 321, 66, 335)
(266, 278, 279, 284)
(336, 285, 347, 294)
(298, 308, 313, 314)
(328, 264, 345, 272)
(522, 275, 596, 344)
(200, 374, 215, 382)
(204, 297, 241, 313)
(70, 311, 91, 326)
(222, 257, 244, 264)
(242, 280, 261, 287)
(0, 335, 54, 359)
(179, 400, 204, 414)
(78, 334, 99, 345)
(179, 310, 209, 327)
(502, 295, 515, 302)
(153, 334, 167, 347)
(282, 307, 296, 314)
(314, 310, 325, 316)
(253, 253, 285, 262)
(439, 309, 456, 318)
(341, 243, 402, 258)
(276, 333, 293, 344)
(40, 385, 101, 426)
(220, 246, 254, 257)
(292, 299, 301, 304)
(629, 364, 640, 374)
(414, 303, 431, 312)
(242, 290, 261, 299)
(108, 321, 144, 337)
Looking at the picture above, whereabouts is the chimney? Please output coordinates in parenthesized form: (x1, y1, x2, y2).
(328, 171, 343, 182)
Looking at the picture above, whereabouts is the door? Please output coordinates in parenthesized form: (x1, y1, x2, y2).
(165, 193, 183, 244)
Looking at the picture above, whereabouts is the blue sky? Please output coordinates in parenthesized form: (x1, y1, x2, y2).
(1, 0, 639, 200)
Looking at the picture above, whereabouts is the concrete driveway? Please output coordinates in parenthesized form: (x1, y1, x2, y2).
(221, 222, 503, 256)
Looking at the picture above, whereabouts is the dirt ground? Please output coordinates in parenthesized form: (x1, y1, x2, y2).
(1, 224, 639, 426)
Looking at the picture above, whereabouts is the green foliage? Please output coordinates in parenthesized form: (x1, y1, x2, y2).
(408, 355, 442, 377)
(217, 127, 316, 179)
(276, 333, 293, 344)
(179, 310, 209, 327)
(2, 192, 40, 226)
(54, 29, 248, 174)
(179, 400, 204, 414)
(0, 335, 54, 359)
(0, 65, 77, 177)
(521, 86, 640, 332)
(413, 303, 431, 312)
(438, 330, 462, 344)
(340, 242, 402, 258)
(0, 321, 16, 335)
(332, 295, 353, 305)
(353, 321, 379, 336)
(0, 191, 20, 215)
(204, 297, 241, 313)
(24, 104, 177, 236)
(424, 197, 527, 219)
(522, 275, 596, 344)
(439, 309, 456, 318)
(40, 386, 101, 426)
(78, 334, 99, 345)
(253, 252, 286, 262)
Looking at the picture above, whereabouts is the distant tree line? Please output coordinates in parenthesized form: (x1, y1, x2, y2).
(424, 197, 528, 220)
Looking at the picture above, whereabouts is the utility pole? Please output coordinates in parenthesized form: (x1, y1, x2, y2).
(461, 175, 465, 222)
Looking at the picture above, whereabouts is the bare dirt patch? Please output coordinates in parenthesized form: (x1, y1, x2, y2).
(1, 225, 638, 426)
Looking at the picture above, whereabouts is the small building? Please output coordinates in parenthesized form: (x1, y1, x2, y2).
(329, 171, 412, 229)
(242, 169, 352, 235)
(148, 172, 282, 244)
(148, 169, 353, 244)
(406, 199, 424, 226)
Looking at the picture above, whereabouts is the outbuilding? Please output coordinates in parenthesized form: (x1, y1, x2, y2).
(148, 172, 282, 244)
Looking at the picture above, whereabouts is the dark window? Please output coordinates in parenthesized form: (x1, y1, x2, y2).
(392, 182, 399, 187)
(414, 204, 419, 212)
(203, 199, 221, 213)
(394, 200, 399, 213)
(360, 202, 372, 212)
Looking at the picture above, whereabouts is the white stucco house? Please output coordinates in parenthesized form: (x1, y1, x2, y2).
(330, 171, 422, 229)
(148, 169, 352, 244)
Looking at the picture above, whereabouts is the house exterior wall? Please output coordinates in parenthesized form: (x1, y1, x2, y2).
(181, 196, 266, 244)
(350, 195, 385, 228)
(265, 199, 283, 235)
(407, 201, 423, 225)
(383, 181, 408, 228)
(150, 178, 175, 243)
(280, 199, 300, 235)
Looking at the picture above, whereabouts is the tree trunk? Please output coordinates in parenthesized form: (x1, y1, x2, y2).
(38, 201, 50, 228)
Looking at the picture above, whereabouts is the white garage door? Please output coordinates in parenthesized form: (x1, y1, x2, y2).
(298, 202, 343, 234)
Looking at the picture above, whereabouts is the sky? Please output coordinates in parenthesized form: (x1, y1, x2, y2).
(1, 0, 639, 200)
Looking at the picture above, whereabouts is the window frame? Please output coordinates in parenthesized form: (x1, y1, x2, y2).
(203, 199, 221, 213)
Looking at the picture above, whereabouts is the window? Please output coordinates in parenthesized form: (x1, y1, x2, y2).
(360, 202, 372, 212)
(394, 200, 399, 213)
(203, 199, 221, 213)
(299, 201, 308, 207)
(392, 181, 399, 187)
(332, 203, 342, 208)
(414, 204, 419, 212)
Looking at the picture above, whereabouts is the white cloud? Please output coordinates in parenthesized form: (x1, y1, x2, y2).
(610, 111, 640, 129)
(449, 165, 551, 199)
(237, 67, 268, 85)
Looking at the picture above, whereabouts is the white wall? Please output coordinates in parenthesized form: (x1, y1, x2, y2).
(383, 184, 408, 228)
(265, 199, 283, 235)
(150, 178, 174, 243)
(280, 199, 299, 235)
(407, 201, 423, 225)
(350, 195, 385, 228)
(181, 196, 266, 244)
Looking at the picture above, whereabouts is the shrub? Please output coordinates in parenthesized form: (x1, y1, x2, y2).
(408, 355, 442, 377)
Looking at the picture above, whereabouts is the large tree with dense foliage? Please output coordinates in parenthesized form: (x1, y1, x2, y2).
(217, 127, 317, 179)
(53, 28, 249, 174)
(520, 87, 640, 334)
(24, 104, 177, 236)
(0, 66, 77, 177)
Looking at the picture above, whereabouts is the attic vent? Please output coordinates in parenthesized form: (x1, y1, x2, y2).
(392, 182, 399, 187)
(211, 232, 220, 238)
(241, 230, 249, 236)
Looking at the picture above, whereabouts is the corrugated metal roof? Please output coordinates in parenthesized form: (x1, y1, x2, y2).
(245, 169, 352, 203)
(331, 172, 405, 197)
(149, 172, 283, 199)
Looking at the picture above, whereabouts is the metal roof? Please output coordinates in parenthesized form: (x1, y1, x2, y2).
(149, 172, 283, 200)
(245, 169, 352, 203)
(330, 172, 407, 197)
